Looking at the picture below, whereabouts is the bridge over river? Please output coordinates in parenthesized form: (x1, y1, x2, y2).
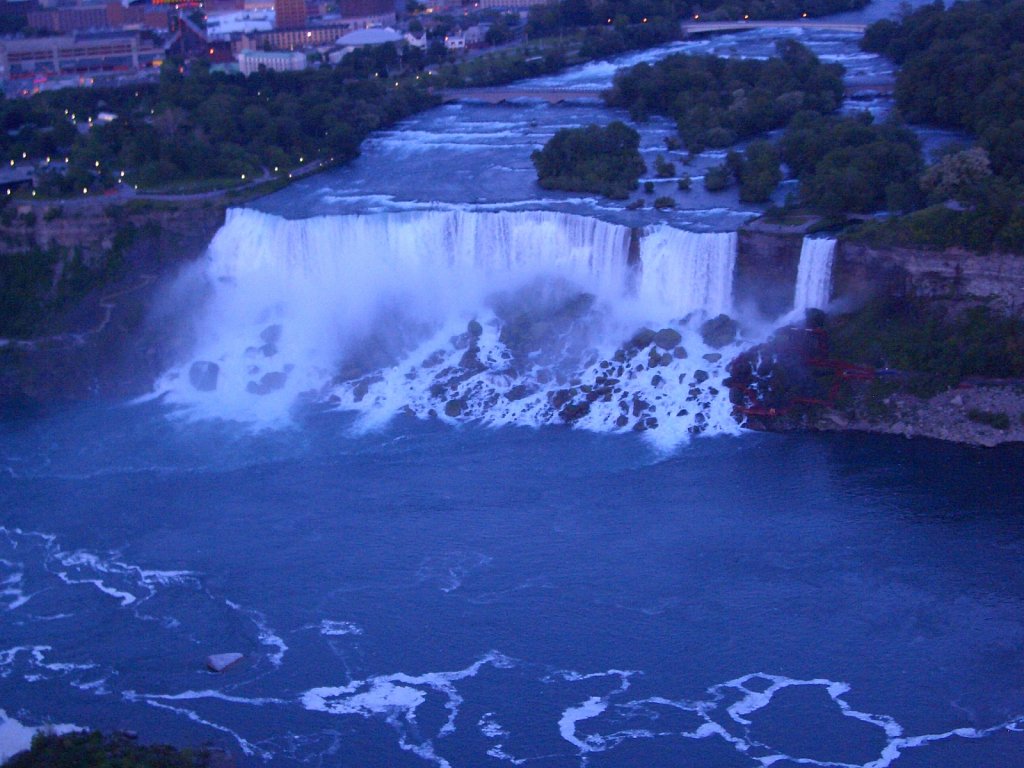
(680, 20, 867, 34)
(440, 80, 893, 105)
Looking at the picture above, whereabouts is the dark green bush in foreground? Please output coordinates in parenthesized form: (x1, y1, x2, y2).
(6, 731, 216, 768)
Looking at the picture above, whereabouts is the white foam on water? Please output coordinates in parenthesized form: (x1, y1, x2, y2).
(124, 693, 273, 760)
(224, 600, 288, 667)
(319, 620, 363, 636)
(416, 551, 492, 593)
(1, 568, 31, 611)
(127, 689, 288, 706)
(558, 696, 609, 752)
(301, 651, 515, 766)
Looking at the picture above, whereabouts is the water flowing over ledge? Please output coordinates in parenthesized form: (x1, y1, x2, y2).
(154, 209, 833, 444)
(793, 237, 837, 313)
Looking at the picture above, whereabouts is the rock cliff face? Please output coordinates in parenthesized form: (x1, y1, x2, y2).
(737, 225, 1024, 314)
(0, 201, 226, 404)
(735, 228, 804, 318)
(835, 241, 1024, 312)
(1, 200, 224, 267)
(733, 224, 1024, 446)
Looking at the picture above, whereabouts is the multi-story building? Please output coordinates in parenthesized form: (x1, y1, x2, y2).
(338, 0, 395, 28)
(237, 48, 306, 74)
(476, 0, 552, 8)
(0, 31, 164, 83)
(274, 0, 307, 29)
(236, 22, 347, 51)
(26, 2, 169, 34)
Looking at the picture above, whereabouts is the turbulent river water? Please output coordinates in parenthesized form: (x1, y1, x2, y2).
(2, 7, 1023, 767)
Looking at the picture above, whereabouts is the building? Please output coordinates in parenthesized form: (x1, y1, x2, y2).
(237, 22, 348, 51)
(329, 25, 402, 61)
(338, 0, 395, 28)
(274, 0, 307, 29)
(476, 0, 552, 8)
(205, 9, 274, 39)
(27, 4, 105, 33)
(0, 31, 164, 84)
(335, 26, 402, 48)
(463, 23, 489, 46)
(237, 47, 306, 74)
(26, 2, 169, 34)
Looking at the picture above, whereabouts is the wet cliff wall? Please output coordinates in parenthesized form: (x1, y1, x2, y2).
(0, 201, 226, 404)
(737, 226, 1024, 315)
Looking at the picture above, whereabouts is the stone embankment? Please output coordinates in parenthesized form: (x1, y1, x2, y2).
(812, 384, 1024, 447)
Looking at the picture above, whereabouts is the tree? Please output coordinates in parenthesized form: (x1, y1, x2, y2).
(727, 140, 781, 202)
(531, 121, 645, 198)
(920, 147, 993, 203)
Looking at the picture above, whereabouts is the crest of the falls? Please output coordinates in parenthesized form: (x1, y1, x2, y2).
(155, 208, 746, 442)
(792, 237, 836, 312)
(637, 227, 736, 317)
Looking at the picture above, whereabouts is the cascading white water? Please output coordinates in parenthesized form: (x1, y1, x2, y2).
(792, 237, 836, 312)
(156, 208, 748, 442)
(637, 227, 737, 317)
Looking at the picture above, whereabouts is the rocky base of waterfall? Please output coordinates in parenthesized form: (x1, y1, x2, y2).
(319, 294, 744, 442)
(727, 326, 1024, 448)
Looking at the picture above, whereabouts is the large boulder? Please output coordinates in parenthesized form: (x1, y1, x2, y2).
(189, 361, 219, 392)
(653, 327, 682, 350)
(206, 653, 243, 673)
(629, 327, 656, 349)
(700, 314, 738, 348)
(246, 370, 287, 395)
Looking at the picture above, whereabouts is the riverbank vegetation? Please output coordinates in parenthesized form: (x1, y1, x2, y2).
(826, 298, 1024, 395)
(2, 64, 439, 197)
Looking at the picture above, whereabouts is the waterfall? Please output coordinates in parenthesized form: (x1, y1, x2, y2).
(637, 227, 736, 317)
(792, 237, 836, 312)
(155, 209, 746, 442)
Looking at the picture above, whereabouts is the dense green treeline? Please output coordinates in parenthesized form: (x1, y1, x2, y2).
(779, 111, 922, 215)
(828, 298, 1024, 394)
(861, 0, 1024, 182)
(2, 64, 439, 195)
(855, 0, 1024, 250)
(604, 40, 844, 152)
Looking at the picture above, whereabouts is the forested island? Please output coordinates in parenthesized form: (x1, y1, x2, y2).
(535, 0, 1024, 252)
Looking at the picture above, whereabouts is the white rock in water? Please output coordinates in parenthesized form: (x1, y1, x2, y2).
(206, 653, 244, 672)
